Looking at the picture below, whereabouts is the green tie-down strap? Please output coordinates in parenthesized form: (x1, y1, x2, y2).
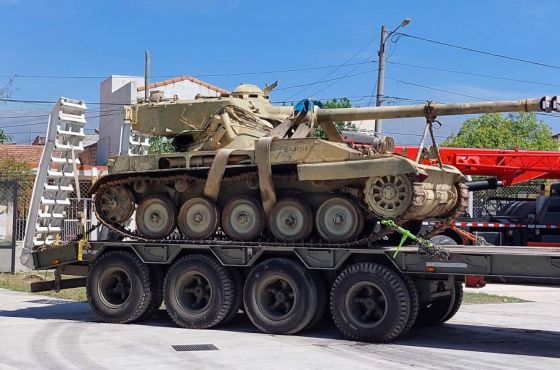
(380, 219, 450, 260)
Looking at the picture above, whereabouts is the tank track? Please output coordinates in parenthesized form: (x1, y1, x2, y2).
(92, 172, 469, 249)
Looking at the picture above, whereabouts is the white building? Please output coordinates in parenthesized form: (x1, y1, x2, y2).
(97, 75, 227, 164)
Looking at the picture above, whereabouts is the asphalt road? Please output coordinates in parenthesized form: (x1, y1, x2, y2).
(0, 288, 559, 370)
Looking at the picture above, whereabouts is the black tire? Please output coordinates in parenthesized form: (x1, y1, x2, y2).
(330, 262, 410, 342)
(86, 251, 152, 324)
(164, 254, 234, 329)
(244, 258, 318, 335)
(415, 282, 462, 327)
(442, 282, 463, 323)
(401, 274, 419, 334)
(221, 267, 245, 325)
(306, 270, 328, 329)
(137, 265, 165, 321)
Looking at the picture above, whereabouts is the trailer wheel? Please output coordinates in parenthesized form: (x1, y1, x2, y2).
(401, 274, 419, 334)
(244, 258, 318, 335)
(442, 282, 463, 323)
(330, 262, 410, 342)
(221, 267, 245, 325)
(415, 282, 463, 326)
(86, 251, 152, 324)
(137, 265, 165, 321)
(306, 270, 328, 329)
(164, 254, 234, 329)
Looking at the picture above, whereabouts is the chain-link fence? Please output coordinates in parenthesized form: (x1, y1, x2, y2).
(0, 181, 17, 273)
(0, 174, 94, 242)
(471, 180, 544, 217)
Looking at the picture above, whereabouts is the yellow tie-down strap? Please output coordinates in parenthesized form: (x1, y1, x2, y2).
(77, 214, 89, 262)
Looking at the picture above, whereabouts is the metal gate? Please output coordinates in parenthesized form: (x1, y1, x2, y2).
(0, 181, 17, 274)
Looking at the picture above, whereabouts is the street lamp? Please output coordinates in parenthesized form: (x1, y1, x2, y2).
(374, 18, 412, 134)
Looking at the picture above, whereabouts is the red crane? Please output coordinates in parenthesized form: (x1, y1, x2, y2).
(393, 146, 560, 186)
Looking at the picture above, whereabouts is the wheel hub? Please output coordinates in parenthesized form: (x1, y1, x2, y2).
(332, 212, 345, 226)
(381, 185, 397, 200)
(192, 212, 203, 223)
(284, 215, 296, 227)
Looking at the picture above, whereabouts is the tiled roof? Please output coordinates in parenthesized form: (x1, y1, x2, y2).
(0, 144, 44, 166)
(137, 76, 228, 95)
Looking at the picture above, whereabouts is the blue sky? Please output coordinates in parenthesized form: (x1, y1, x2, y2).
(1, 0, 559, 144)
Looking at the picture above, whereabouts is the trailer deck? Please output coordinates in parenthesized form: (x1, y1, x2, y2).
(33, 240, 560, 284)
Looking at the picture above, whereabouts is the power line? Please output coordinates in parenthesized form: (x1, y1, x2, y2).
(0, 61, 376, 80)
(397, 33, 560, 70)
(387, 61, 560, 89)
(286, 35, 379, 99)
(276, 69, 377, 91)
(386, 77, 560, 118)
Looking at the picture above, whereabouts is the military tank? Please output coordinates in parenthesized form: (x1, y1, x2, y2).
(91, 84, 557, 244)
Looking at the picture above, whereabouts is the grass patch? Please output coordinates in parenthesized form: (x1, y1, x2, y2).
(463, 292, 528, 304)
(0, 272, 86, 301)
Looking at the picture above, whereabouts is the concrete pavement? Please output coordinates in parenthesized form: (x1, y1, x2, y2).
(0, 288, 559, 369)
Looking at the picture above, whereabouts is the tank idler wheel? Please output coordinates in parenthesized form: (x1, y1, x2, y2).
(178, 197, 219, 240)
(364, 174, 413, 218)
(136, 195, 177, 239)
(222, 196, 265, 241)
(315, 197, 364, 242)
(86, 251, 152, 323)
(96, 185, 135, 223)
(268, 198, 313, 241)
(244, 258, 318, 335)
(330, 262, 410, 342)
(164, 254, 235, 329)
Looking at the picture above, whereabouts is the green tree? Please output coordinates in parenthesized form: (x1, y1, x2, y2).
(313, 98, 355, 139)
(0, 129, 10, 143)
(148, 136, 174, 154)
(442, 112, 558, 150)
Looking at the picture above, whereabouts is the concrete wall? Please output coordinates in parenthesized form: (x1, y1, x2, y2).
(0, 242, 28, 273)
(97, 75, 222, 165)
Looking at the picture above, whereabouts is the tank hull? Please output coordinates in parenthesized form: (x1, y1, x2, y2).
(92, 138, 467, 243)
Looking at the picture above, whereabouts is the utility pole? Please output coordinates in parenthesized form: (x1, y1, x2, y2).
(374, 25, 387, 134)
(145, 50, 150, 101)
(374, 19, 411, 134)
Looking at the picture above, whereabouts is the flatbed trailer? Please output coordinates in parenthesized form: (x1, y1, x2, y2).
(29, 238, 560, 343)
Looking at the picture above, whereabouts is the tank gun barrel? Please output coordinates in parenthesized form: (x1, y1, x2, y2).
(316, 96, 559, 122)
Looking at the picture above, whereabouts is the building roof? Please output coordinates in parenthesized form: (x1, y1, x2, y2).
(137, 76, 228, 95)
(0, 144, 44, 165)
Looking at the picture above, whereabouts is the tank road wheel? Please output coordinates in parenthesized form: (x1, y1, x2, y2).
(364, 174, 413, 218)
(315, 197, 364, 242)
(86, 251, 152, 323)
(268, 198, 313, 241)
(244, 258, 318, 335)
(330, 263, 410, 342)
(95, 186, 135, 223)
(164, 254, 234, 329)
(136, 195, 177, 239)
(222, 196, 265, 241)
(178, 197, 219, 240)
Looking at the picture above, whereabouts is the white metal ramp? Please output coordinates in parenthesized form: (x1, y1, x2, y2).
(21, 97, 87, 268)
